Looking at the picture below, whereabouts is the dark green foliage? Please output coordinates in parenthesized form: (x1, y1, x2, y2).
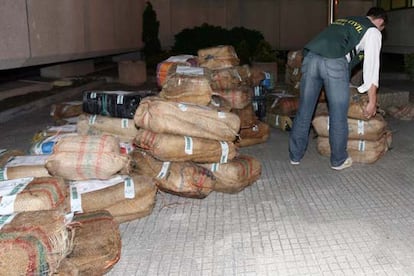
(172, 23, 266, 64)
(142, 2, 162, 58)
(252, 40, 278, 62)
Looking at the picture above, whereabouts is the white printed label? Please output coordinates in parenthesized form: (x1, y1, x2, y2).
(0, 177, 33, 215)
(178, 103, 188, 111)
(89, 115, 97, 125)
(184, 136, 193, 155)
(219, 141, 229, 164)
(0, 195, 17, 215)
(358, 140, 366, 152)
(47, 124, 77, 133)
(6, 155, 48, 167)
(327, 117, 330, 130)
(176, 66, 204, 75)
(124, 177, 135, 199)
(121, 119, 129, 128)
(117, 95, 124, 104)
(275, 115, 280, 126)
(357, 120, 365, 135)
(211, 163, 220, 172)
(90, 92, 97, 99)
(293, 68, 299, 75)
(218, 111, 226, 119)
(70, 185, 83, 213)
(71, 175, 124, 194)
(157, 162, 171, 179)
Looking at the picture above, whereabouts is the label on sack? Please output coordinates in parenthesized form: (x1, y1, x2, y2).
(327, 117, 330, 130)
(157, 162, 171, 179)
(117, 95, 124, 104)
(0, 214, 16, 230)
(166, 55, 194, 63)
(358, 140, 366, 152)
(176, 66, 204, 76)
(275, 115, 280, 126)
(211, 163, 220, 172)
(178, 103, 188, 111)
(219, 141, 229, 163)
(47, 124, 77, 133)
(121, 119, 129, 128)
(90, 92, 97, 99)
(218, 111, 226, 119)
(357, 120, 365, 135)
(65, 212, 74, 224)
(0, 177, 33, 215)
(5, 155, 48, 167)
(0, 169, 7, 181)
(70, 185, 83, 213)
(124, 177, 135, 199)
(184, 136, 193, 155)
(89, 115, 97, 125)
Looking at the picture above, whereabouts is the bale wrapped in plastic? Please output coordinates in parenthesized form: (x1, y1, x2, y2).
(208, 65, 252, 90)
(134, 97, 240, 141)
(199, 154, 262, 193)
(198, 45, 240, 69)
(0, 176, 67, 214)
(135, 128, 237, 163)
(159, 72, 213, 106)
(67, 174, 157, 223)
(131, 150, 215, 199)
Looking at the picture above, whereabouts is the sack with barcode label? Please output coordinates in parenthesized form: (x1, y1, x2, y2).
(236, 121, 270, 147)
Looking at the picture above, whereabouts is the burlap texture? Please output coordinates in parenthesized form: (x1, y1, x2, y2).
(198, 45, 240, 69)
(77, 114, 138, 142)
(212, 86, 252, 109)
(0, 177, 67, 214)
(0, 210, 72, 275)
(387, 103, 414, 120)
(266, 95, 299, 116)
(131, 150, 215, 198)
(208, 65, 252, 90)
(286, 49, 303, 68)
(265, 113, 293, 131)
(46, 151, 129, 180)
(134, 97, 240, 141)
(199, 154, 262, 193)
(135, 128, 237, 163)
(208, 95, 232, 112)
(67, 174, 157, 223)
(52, 134, 120, 154)
(56, 210, 121, 275)
(231, 104, 257, 129)
(316, 131, 392, 164)
(236, 121, 270, 147)
(159, 73, 213, 106)
(312, 114, 387, 141)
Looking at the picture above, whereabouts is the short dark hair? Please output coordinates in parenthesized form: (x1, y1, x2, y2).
(366, 7, 388, 25)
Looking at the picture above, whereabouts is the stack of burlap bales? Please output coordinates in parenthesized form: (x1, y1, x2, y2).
(133, 46, 262, 195)
(312, 88, 392, 163)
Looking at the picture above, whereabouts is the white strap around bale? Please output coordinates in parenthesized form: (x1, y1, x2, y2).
(117, 95, 124, 104)
(358, 140, 366, 152)
(220, 141, 229, 163)
(121, 118, 129, 129)
(89, 114, 97, 125)
(211, 163, 220, 172)
(357, 120, 365, 135)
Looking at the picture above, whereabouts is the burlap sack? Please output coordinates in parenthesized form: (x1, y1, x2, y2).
(208, 65, 252, 90)
(159, 73, 213, 105)
(135, 128, 237, 163)
(316, 131, 392, 164)
(285, 66, 302, 85)
(50, 101, 83, 120)
(0, 210, 72, 275)
(312, 114, 387, 141)
(266, 94, 299, 116)
(46, 151, 129, 180)
(236, 121, 270, 147)
(287, 49, 303, 68)
(387, 103, 414, 120)
(208, 95, 232, 112)
(249, 66, 266, 86)
(315, 88, 371, 120)
(56, 210, 121, 275)
(0, 177, 67, 214)
(67, 174, 157, 223)
(156, 55, 199, 87)
(131, 150, 215, 198)
(231, 104, 257, 129)
(1, 155, 51, 180)
(134, 97, 240, 141)
(198, 45, 240, 69)
(199, 154, 262, 193)
(265, 113, 293, 131)
(77, 114, 138, 142)
(52, 134, 120, 154)
(212, 86, 252, 109)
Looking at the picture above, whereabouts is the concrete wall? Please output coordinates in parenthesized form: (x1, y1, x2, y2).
(0, 0, 145, 70)
(382, 8, 414, 54)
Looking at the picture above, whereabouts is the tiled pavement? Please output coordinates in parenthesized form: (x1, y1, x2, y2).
(1, 80, 414, 275)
